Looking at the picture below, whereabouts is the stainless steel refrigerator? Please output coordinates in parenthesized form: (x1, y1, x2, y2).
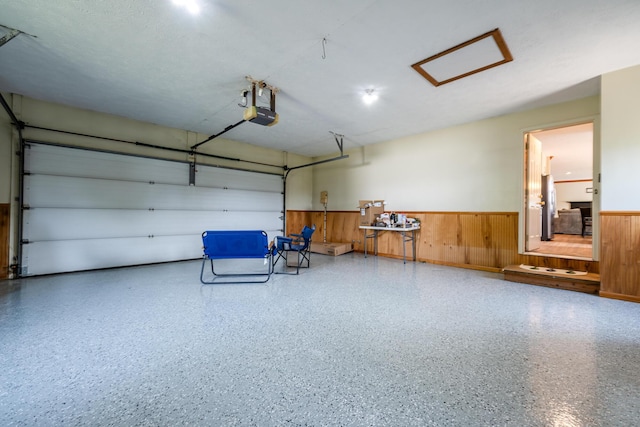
(541, 174, 556, 241)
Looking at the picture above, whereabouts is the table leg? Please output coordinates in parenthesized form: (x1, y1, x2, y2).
(412, 230, 417, 261)
(402, 231, 407, 264)
(364, 230, 368, 258)
(374, 230, 378, 256)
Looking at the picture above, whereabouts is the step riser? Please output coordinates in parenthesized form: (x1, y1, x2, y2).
(502, 265, 600, 295)
(504, 271, 599, 294)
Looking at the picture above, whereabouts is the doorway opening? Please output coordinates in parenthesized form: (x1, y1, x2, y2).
(523, 122, 594, 259)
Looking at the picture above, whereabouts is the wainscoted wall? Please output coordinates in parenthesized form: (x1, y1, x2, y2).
(286, 210, 599, 274)
(600, 212, 640, 302)
(0, 204, 9, 279)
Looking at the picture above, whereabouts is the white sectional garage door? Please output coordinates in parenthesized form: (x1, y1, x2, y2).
(21, 142, 283, 276)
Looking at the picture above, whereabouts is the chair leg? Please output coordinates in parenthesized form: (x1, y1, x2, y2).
(295, 249, 311, 274)
(300, 251, 310, 269)
(199, 258, 207, 284)
(274, 250, 307, 275)
(272, 250, 284, 270)
(274, 249, 296, 275)
(294, 250, 301, 274)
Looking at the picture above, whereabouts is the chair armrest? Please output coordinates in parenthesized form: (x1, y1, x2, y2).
(289, 233, 305, 244)
(275, 236, 293, 250)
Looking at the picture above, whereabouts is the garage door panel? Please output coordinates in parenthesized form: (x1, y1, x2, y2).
(24, 209, 283, 241)
(186, 187, 282, 212)
(24, 175, 282, 212)
(196, 167, 282, 192)
(22, 235, 202, 276)
(25, 143, 189, 184)
(24, 175, 162, 209)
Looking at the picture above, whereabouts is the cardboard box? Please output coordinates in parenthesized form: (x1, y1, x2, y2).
(310, 242, 354, 256)
(359, 200, 385, 226)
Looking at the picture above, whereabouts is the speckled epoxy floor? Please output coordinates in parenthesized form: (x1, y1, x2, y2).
(1, 254, 639, 426)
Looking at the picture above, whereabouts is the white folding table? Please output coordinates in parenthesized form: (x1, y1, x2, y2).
(359, 224, 420, 264)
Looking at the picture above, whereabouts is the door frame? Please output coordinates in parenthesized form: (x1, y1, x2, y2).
(519, 115, 600, 260)
(524, 133, 543, 252)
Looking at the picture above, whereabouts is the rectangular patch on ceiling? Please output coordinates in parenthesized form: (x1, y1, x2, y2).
(411, 28, 513, 87)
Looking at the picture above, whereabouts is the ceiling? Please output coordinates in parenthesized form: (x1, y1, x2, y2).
(534, 123, 593, 182)
(1, 0, 640, 158)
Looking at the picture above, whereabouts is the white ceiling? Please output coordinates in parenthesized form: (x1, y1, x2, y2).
(535, 123, 593, 181)
(1, 0, 640, 158)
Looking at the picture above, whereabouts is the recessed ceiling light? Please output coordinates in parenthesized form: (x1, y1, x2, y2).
(566, 172, 572, 175)
(363, 89, 378, 105)
(172, 0, 200, 14)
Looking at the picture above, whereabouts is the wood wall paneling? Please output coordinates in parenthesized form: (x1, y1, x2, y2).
(600, 212, 640, 302)
(286, 210, 599, 274)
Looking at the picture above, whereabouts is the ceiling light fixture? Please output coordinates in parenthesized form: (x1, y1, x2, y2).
(363, 89, 378, 105)
(172, 0, 200, 15)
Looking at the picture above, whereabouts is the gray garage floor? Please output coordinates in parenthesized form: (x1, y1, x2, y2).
(1, 253, 639, 426)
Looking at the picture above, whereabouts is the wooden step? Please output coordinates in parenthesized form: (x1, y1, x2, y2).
(503, 264, 600, 294)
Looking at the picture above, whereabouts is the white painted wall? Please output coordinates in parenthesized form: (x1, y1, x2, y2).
(285, 164, 313, 210)
(555, 181, 593, 211)
(313, 97, 600, 212)
(601, 64, 640, 211)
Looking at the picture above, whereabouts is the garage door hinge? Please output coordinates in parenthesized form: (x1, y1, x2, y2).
(21, 239, 30, 244)
(22, 204, 30, 210)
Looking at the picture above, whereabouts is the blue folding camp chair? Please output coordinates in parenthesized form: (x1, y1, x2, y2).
(200, 230, 273, 284)
(272, 225, 316, 275)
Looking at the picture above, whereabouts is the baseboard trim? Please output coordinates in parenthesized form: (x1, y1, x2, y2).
(599, 291, 640, 303)
(422, 259, 502, 273)
(355, 250, 502, 273)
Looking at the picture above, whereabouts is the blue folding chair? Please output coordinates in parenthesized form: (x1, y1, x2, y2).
(272, 225, 316, 275)
(200, 230, 273, 284)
